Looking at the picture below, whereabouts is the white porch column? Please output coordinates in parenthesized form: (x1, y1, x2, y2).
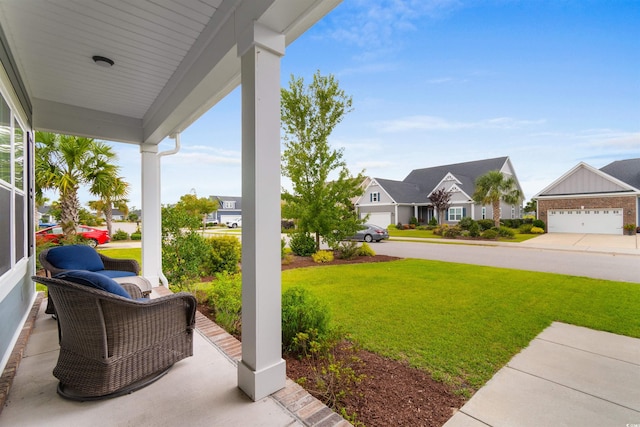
(236, 22, 286, 401)
(140, 144, 161, 287)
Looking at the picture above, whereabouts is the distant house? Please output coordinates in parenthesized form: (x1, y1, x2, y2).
(207, 196, 242, 224)
(355, 157, 524, 227)
(535, 158, 640, 234)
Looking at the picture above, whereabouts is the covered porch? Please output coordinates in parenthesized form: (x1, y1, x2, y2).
(0, 0, 341, 413)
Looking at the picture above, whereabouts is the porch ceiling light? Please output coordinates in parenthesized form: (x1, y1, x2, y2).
(92, 55, 114, 67)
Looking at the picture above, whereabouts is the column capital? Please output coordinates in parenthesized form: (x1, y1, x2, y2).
(237, 21, 285, 58)
(140, 143, 158, 154)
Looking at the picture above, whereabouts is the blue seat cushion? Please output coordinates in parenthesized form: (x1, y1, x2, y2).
(46, 245, 105, 271)
(97, 270, 137, 279)
(54, 270, 132, 299)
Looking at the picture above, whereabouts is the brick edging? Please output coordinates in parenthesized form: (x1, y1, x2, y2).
(0, 293, 44, 415)
(154, 286, 352, 427)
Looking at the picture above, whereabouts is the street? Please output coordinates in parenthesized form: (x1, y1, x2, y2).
(373, 240, 640, 284)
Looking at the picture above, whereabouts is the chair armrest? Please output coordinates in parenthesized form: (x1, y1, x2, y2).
(120, 283, 144, 299)
(99, 254, 140, 275)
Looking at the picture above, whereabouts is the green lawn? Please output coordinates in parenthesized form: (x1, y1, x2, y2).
(98, 248, 142, 265)
(388, 227, 537, 243)
(282, 259, 640, 393)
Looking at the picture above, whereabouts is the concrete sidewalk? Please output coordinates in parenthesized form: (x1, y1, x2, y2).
(444, 322, 640, 427)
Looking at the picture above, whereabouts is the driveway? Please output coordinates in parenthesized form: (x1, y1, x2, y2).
(517, 232, 639, 253)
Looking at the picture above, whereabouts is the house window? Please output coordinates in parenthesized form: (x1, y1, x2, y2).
(511, 205, 515, 219)
(481, 207, 486, 219)
(370, 192, 380, 202)
(448, 207, 463, 221)
(223, 201, 236, 209)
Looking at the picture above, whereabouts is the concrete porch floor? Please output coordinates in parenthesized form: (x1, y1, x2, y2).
(0, 290, 350, 427)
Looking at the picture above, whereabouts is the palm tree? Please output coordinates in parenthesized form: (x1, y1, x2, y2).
(35, 132, 120, 237)
(90, 174, 130, 236)
(472, 170, 522, 228)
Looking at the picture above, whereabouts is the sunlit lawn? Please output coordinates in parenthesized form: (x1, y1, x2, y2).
(282, 259, 640, 394)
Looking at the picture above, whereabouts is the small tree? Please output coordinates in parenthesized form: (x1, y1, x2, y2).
(472, 170, 522, 228)
(281, 71, 365, 250)
(429, 187, 453, 224)
(176, 193, 218, 231)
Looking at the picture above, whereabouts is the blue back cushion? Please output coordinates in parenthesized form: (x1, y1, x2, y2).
(46, 245, 105, 271)
(55, 270, 132, 299)
(99, 270, 137, 279)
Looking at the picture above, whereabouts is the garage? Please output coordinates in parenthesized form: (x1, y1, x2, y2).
(362, 212, 391, 228)
(547, 209, 623, 234)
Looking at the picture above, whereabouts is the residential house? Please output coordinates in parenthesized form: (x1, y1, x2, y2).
(0, 0, 338, 403)
(356, 157, 524, 227)
(207, 195, 242, 224)
(535, 159, 640, 234)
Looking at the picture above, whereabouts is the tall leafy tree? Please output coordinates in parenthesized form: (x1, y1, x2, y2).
(428, 187, 453, 224)
(281, 71, 364, 250)
(35, 131, 121, 237)
(176, 193, 218, 231)
(472, 170, 522, 227)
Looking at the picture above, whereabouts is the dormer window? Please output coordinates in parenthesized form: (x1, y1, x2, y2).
(223, 201, 236, 209)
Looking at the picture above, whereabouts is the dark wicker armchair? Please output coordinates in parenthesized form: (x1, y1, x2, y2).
(32, 275, 197, 401)
(39, 247, 140, 278)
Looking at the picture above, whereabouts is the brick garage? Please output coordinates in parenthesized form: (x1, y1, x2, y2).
(538, 196, 637, 233)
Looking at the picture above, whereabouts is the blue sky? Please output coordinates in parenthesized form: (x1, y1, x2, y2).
(107, 0, 639, 210)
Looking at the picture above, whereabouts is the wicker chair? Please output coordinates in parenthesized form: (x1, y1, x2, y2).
(39, 245, 148, 315)
(32, 275, 197, 401)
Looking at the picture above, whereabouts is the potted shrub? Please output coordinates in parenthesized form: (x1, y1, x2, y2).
(623, 223, 636, 236)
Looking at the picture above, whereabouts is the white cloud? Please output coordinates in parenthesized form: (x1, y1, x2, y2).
(377, 115, 546, 132)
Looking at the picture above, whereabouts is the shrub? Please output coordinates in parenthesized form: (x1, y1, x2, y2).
(481, 229, 499, 239)
(358, 242, 375, 257)
(130, 232, 142, 240)
(290, 232, 317, 256)
(204, 235, 241, 275)
(416, 225, 429, 230)
(208, 272, 242, 336)
(312, 250, 334, 263)
(532, 219, 546, 230)
(396, 222, 403, 229)
(458, 217, 475, 230)
(477, 219, 495, 231)
(531, 226, 545, 234)
(337, 241, 360, 260)
(519, 223, 534, 234)
(502, 219, 524, 228)
(428, 217, 438, 226)
(112, 229, 129, 241)
(497, 226, 515, 238)
(281, 220, 295, 231)
(443, 225, 462, 238)
(282, 287, 330, 352)
(281, 238, 287, 259)
(468, 221, 481, 237)
(433, 224, 449, 236)
(409, 217, 419, 226)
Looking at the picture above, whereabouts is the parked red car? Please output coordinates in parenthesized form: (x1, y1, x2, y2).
(36, 225, 111, 247)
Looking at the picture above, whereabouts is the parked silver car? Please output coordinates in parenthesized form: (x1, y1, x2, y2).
(347, 224, 389, 242)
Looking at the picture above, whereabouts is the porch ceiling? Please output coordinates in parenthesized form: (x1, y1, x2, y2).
(0, 0, 339, 145)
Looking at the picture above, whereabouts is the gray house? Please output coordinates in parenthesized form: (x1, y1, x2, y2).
(207, 195, 242, 224)
(535, 158, 640, 234)
(355, 157, 524, 227)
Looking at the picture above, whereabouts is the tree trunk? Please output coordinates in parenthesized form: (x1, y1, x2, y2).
(315, 231, 321, 252)
(493, 200, 501, 228)
(105, 205, 113, 236)
(60, 188, 80, 237)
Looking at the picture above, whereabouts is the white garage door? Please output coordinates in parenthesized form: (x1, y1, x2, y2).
(362, 212, 391, 228)
(548, 209, 623, 234)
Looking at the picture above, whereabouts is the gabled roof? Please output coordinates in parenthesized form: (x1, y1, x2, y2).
(600, 158, 640, 190)
(373, 178, 424, 204)
(211, 195, 242, 209)
(404, 156, 510, 195)
(535, 161, 639, 198)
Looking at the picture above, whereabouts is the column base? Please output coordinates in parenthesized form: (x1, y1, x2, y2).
(237, 358, 286, 401)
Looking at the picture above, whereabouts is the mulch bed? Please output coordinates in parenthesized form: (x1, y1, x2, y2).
(198, 253, 466, 426)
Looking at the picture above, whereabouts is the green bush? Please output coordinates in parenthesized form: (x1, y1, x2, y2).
(290, 232, 317, 256)
(396, 222, 403, 229)
(312, 250, 334, 263)
(519, 223, 534, 234)
(358, 242, 375, 257)
(409, 217, 419, 226)
(162, 231, 209, 291)
(282, 286, 330, 352)
(443, 225, 462, 238)
(481, 229, 499, 239)
(497, 226, 515, 238)
(130, 232, 142, 240)
(281, 238, 287, 259)
(337, 241, 360, 260)
(477, 219, 495, 231)
(458, 217, 475, 231)
(112, 229, 129, 241)
(531, 226, 545, 234)
(204, 235, 241, 275)
(468, 221, 481, 237)
(428, 217, 438, 226)
(208, 272, 242, 336)
(502, 219, 524, 228)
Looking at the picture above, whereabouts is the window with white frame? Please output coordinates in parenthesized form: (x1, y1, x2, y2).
(370, 192, 380, 202)
(511, 205, 515, 219)
(223, 200, 236, 209)
(448, 207, 463, 221)
(481, 207, 486, 219)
